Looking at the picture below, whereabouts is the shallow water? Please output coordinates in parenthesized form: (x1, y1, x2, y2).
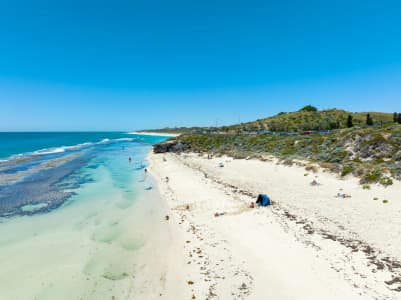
(0, 133, 170, 299)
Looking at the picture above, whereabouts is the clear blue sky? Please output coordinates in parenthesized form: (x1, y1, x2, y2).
(0, 0, 400, 131)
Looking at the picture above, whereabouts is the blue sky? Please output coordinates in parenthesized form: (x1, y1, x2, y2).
(0, 0, 400, 131)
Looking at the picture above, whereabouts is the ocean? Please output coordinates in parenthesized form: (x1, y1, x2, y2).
(0, 132, 171, 299)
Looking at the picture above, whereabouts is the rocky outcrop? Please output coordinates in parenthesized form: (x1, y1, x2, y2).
(153, 140, 188, 153)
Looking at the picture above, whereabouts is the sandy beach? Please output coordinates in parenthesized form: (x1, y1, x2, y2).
(149, 152, 401, 300)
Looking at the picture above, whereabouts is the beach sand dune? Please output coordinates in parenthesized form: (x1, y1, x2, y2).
(149, 152, 401, 300)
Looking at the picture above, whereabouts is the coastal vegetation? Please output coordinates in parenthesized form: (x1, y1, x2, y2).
(151, 107, 401, 186)
(146, 107, 394, 134)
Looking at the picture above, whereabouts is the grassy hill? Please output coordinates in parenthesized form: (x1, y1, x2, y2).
(221, 108, 394, 133)
(144, 107, 394, 134)
(152, 107, 401, 186)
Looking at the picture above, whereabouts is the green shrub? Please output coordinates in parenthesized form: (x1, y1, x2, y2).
(341, 165, 353, 177)
(383, 199, 389, 204)
(362, 133, 388, 146)
(380, 177, 393, 187)
(299, 105, 318, 112)
(282, 146, 296, 155)
(362, 184, 371, 190)
(362, 171, 381, 183)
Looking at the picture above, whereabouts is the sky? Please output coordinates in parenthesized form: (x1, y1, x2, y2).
(0, 0, 400, 131)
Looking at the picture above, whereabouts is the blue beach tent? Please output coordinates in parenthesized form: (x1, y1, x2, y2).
(256, 194, 271, 207)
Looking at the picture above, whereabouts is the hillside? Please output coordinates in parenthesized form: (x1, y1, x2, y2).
(153, 122, 401, 186)
(143, 107, 395, 134)
(221, 108, 394, 133)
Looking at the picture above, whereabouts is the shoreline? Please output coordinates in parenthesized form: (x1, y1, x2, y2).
(129, 131, 181, 137)
(149, 151, 401, 299)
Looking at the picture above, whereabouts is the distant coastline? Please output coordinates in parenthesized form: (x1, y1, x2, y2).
(129, 131, 180, 137)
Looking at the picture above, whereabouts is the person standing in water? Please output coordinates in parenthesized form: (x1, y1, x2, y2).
(128, 157, 132, 163)
(143, 167, 148, 182)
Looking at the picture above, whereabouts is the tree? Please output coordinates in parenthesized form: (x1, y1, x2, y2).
(299, 105, 318, 112)
(366, 114, 373, 126)
(398, 113, 401, 124)
(347, 115, 353, 128)
(394, 112, 398, 123)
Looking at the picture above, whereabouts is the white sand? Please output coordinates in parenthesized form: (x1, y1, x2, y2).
(149, 152, 401, 300)
(128, 131, 180, 137)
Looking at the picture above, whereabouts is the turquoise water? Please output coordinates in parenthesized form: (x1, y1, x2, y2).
(0, 132, 171, 299)
(0, 132, 166, 160)
(0, 132, 167, 217)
